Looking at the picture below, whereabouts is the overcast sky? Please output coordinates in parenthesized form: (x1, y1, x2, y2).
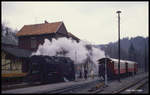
(2, 1, 149, 44)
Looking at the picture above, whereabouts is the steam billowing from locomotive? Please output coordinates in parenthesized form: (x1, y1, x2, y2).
(32, 37, 105, 74)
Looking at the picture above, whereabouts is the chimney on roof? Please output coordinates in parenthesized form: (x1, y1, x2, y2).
(44, 20, 48, 24)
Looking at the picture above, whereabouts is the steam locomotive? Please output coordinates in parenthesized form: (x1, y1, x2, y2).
(25, 55, 75, 84)
(98, 58, 138, 80)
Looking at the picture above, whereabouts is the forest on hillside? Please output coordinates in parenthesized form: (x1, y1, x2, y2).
(97, 36, 149, 72)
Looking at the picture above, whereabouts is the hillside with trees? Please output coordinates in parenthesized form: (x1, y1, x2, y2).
(1, 23, 18, 46)
(96, 36, 149, 72)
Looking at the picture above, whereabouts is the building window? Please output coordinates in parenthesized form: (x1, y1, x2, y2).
(31, 37, 37, 49)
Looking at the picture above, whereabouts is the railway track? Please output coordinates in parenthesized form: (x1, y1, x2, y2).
(89, 73, 148, 94)
(126, 79, 148, 94)
(87, 82, 106, 94)
(46, 77, 134, 94)
(3, 73, 148, 94)
(2, 82, 43, 91)
(112, 76, 148, 94)
(45, 79, 101, 94)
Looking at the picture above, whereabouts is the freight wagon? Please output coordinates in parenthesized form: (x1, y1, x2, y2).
(25, 55, 75, 84)
(98, 58, 138, 80)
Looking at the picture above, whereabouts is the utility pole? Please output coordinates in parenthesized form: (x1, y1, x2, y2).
(145, 39, 147, 72)
(116, 10, 121, 82)
(105, 53, 108, 86)
(75, 50, 77, 81)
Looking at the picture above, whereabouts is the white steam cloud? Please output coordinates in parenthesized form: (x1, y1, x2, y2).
(32, 37, 105, 74)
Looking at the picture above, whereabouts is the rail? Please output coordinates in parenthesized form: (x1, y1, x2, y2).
(112, 76, 148, 94)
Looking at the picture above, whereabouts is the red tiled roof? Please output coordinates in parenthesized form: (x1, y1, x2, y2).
(16, 21, 62, 36)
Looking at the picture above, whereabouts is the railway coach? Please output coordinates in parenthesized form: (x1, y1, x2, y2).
(98, 58, 138, 80)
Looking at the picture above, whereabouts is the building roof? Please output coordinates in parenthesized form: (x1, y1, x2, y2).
(68, 32, 80, 41)
(2, 46, 32, 58)
(16, 21, 62, 36)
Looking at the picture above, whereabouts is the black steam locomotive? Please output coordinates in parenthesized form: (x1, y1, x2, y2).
(25, 55, 75, 84)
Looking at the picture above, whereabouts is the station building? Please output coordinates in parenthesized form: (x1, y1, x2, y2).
(16, 21, 80, 51)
